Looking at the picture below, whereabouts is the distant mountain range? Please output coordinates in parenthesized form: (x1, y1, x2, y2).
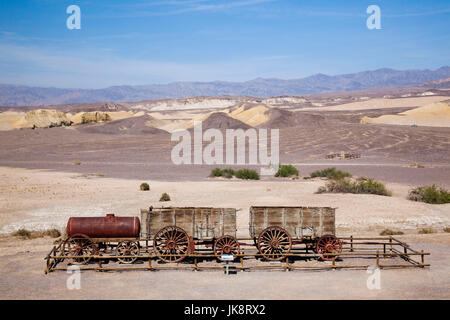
(1, 66, 449, 106)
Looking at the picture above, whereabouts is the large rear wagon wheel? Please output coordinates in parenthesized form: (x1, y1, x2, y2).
(316, 235, 342, 261)
(63, 234, 98, 265)
(214, 235, 240, 261)
(257, 226, 292, 261)
(153, 226, 189, 263)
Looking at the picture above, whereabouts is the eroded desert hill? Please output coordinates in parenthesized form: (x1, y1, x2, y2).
(361, 100, 450, 127)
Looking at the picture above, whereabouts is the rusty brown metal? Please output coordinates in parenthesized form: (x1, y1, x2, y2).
(66, 214, 140, 238)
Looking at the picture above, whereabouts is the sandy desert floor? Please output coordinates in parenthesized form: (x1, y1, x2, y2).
(0, 94, 449, 299)
(0, 166, 449, 299)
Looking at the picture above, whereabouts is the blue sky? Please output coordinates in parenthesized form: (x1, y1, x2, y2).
(0, 0, 449, 88)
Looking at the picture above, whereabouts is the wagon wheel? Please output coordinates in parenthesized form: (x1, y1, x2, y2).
(316, 235, 342, 261)
(63, 234, 98, 265)
(116, 241, 140, 264)
(257, 226, 292, 261)
(153, 226, 189, 263)
(214, 235, 240, 260)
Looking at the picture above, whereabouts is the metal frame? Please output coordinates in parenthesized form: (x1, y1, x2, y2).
(44, 236, 430, 273)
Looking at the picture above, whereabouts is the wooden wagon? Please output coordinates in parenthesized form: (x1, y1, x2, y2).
(140, 206, 239, 262)
(249, 206, 342, 260)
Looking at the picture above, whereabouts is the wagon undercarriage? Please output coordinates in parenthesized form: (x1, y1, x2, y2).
(45, 235, 429, 273)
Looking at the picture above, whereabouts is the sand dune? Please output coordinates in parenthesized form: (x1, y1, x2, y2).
(0, 109, 71, 130)
(259, 108, 328, 128)
(194, 112, 252, 130)
(299, 96, 448, 112)
(0, 110, 141, 131)
(0, 112, 26, 131)
(361, 101, 450, 127)
(76, 115, 168, 135)
(226, 103, 273, 127)
(68, 110, 140, 125)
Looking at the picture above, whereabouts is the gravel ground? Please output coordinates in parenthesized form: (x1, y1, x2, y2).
(0, 235, 449, 299)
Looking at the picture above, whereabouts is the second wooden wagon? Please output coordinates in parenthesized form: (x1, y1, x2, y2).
(140, 206, 239, 262)
(249, 206, 342, 260)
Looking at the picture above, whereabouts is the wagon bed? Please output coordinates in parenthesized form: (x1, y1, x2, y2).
(249, 206, 336, 239)
(140, 206, 237, 239)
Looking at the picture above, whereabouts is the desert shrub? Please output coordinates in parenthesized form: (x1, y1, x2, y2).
(160, 193, 171, 201)
(210, 168, 235, 178)
(408, 185, 450, 204)
(409, 162, 425, 168)
(222, 169, 235, 179)
(12, 228, 61, 239)
(443, 227, 450, 233)
(418, 228, 436, 234)
(73, 161, 81, 165)
(140, 183, 150, 191)
(210, 168, 223, 177)
(91, 173, 104, 177)
(352, 177, 392, 196)
(310, 167, 351, 180)
(13, 228, 32, 238)
(42, 229, 61, 238)
(275, 164, 299, 177)
(235, 169, 260, 180)
(316, 177, 391, 196)
(379, 229, 404, 236)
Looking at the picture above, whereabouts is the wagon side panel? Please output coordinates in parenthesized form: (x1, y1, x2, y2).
(148, 208, 176, 237)
(222, 208, 237, 237)
(193, 208, 211, 239)
(318, 207, 336, 237)
(140, 209, 149, 238)
(249, 206, 336, 239)
(249, 207, 267, 238)
(175, 208, 195, 237)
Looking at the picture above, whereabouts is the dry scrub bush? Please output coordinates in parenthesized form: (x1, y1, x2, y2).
(235, 169, 260, 180)
(418, 228, 436, 234)
(408, 185, 450, 204)
(275, 164, 299, 177)
(160, 193, 171, 201)
(379, 229, 404, 236)
(12, 228, 61, 239)
(316, 177, 391, 196)
(310, 167, 352, 180)
(140, 183, 150, 191)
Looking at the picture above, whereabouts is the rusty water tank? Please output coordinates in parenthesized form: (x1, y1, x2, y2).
(66, 214, 140, 238)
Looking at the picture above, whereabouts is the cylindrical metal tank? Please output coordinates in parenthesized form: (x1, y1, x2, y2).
(66, 214, 140, 238)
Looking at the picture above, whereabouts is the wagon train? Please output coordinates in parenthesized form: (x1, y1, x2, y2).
(45, 206, 430, 272)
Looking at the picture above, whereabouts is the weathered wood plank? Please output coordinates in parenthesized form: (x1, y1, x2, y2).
(249, 206, 336, 239)
(140, 207, 237, 239)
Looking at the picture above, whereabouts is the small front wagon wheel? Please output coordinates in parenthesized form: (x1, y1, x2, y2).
(116, 241, 140, 264)
(63, 234, 98, 265)
(316, 235, 342, 261)
(214, 235, 240, 260)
